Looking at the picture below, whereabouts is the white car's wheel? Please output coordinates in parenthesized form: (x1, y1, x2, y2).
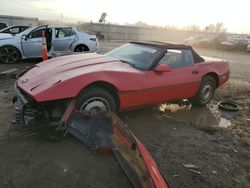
(0, 46, 21, 64)
(74, 45, 89, 52)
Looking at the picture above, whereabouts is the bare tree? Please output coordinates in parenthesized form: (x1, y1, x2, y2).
(185, 25, 201, 32)
(205, 22, 227, 33)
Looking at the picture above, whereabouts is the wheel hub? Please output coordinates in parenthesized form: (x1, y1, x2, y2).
(201, 85, 212, 102)
(80, 97, 110, 114)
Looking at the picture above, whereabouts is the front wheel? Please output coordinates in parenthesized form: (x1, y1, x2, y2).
(191, 76, 216, 106)
(76, 87, 117, 114)
(0, 46, 21, 64)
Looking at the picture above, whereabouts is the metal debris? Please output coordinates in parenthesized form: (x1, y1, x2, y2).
(182, 163, 199, 169)
(173, 174, 180, 178)
(233, 178, 240, 184)
(0, 68, 19, 78)
(23, 132, 37, 138)
(211, 170, 218, 174)
(189, 169, 202, 175)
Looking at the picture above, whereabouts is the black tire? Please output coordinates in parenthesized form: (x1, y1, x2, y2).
(74, 45, 89, 52)
(191, 76, 216, 106)
(0, 46, 21, 64)
(76, 87, 117, 114)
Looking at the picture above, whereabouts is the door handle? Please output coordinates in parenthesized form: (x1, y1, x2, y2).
(192, 70, 199, 74)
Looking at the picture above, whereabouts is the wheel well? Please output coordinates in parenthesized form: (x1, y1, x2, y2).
(0, 45, 22, 58)
(79, 81, 120, 109)
(74, 44, 89, 51)
(203, 72, 219, 87)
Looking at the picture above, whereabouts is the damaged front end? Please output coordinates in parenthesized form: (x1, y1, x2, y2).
(13, 82, 44, 125)
(13, 84, 168, 188)
(13, 82, 70, 125)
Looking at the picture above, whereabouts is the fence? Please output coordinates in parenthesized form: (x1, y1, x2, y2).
(78, 22, 221, 43)
(0, 15, 38, 27)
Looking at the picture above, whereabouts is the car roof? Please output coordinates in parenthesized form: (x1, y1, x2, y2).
(130, 41, 192, 50)
(48, 25, 72, 28)
(130, 41, 204, 63)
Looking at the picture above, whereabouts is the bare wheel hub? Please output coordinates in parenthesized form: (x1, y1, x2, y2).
(201, 84, 213, 102)
(80, 97, 110, 114)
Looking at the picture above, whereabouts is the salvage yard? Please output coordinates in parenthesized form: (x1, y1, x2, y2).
(0, 41, 250, 188)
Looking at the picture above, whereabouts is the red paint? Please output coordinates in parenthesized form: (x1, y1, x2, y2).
(133, 135, 168, 188)
(113, 127, 131, 147)
(17, 53, 229, 110)
(61, 100, 76, 122)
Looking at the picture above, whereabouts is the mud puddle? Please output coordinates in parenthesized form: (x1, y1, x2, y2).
(157, 103, 239, 129)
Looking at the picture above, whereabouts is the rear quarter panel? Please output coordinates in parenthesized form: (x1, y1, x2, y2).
(197, 58, 230, 86)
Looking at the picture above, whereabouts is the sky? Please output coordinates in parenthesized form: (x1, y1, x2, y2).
(1, 0, 250, 33)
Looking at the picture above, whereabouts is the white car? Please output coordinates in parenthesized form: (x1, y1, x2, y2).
(247, 44, 250, 52)
(0, 25, 100, 63)
(0, 25, 30, 35)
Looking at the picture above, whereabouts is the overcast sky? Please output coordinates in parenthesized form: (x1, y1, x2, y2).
(1, 0, 249, 33)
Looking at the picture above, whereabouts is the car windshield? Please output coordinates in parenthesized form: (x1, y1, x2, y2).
(106, 43, 162, 70)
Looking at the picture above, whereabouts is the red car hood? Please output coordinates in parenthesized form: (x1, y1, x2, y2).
(17, 53, 136, 97)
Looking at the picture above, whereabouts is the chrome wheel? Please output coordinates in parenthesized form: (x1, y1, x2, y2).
(80, 97, 111, 114)
(201, 84, 213, 103)
(191, 76, 216, 106)
(0, 46, 20, 64)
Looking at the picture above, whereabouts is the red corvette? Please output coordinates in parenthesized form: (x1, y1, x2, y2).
(14, 41, 229, 124)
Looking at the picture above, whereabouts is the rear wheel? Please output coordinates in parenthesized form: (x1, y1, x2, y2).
(76, 87, 116, 114)
(191, 76, 216, 106)
(74, 45, 89, 52)
(0, 46, 21, 64)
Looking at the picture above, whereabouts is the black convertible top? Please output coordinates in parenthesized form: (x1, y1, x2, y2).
(130, 41, 205, 63)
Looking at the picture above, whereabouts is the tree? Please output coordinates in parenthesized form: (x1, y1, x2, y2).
(134, 21, 149, 27)
(99, 13, 107, 23)
(204, 22, 227, 33)
(185, 25, 201, 32)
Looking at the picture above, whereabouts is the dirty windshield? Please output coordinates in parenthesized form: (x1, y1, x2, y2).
(106, 43, 162, 70)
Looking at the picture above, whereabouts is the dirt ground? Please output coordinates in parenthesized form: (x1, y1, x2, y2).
(0, 41, 250, 188)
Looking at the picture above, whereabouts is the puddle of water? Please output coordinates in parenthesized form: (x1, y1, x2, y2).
(158, 103, 232, 129)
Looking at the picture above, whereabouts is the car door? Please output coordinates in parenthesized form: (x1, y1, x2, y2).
(21, 26, 47, 58)
(53, 27, 76, 52)
(139, 49, 201, 106)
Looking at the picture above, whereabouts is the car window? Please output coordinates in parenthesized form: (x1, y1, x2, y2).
(29, 29, 45, 38)
(9, 27, 20, 34)
(55, 28, 75, 38)
(159, 49, 194, 68)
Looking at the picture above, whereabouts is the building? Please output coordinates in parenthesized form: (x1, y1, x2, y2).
(0, 15, 38, 26)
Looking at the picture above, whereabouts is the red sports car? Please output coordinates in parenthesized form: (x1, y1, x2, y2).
(14, 41, 229, 124)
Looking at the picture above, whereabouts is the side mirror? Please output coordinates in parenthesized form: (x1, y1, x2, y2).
(154, 64, 171, 72)
(21, 35, 27, 40)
